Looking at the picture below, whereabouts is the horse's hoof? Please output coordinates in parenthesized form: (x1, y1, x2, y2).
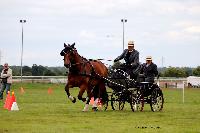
(82, 104, 89, 112)
(92, 107, 98, 112)
(72, 97, 76, 103)
(82, 108, 89, 112)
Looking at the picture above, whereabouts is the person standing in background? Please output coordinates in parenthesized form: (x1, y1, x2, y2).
(0, 63, 12, 100)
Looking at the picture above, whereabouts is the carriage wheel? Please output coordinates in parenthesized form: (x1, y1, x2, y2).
(102, 101, 108, 111)
(150, 88, 164, 112)
(129, 89, 144, 112)
(129, 93, 137, 112)
(136, 95, 144, 111)
(134, 89, 144, 111)
(111, 93, 125, 110)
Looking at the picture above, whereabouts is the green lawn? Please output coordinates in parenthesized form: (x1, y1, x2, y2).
(0, 83, 200, 133)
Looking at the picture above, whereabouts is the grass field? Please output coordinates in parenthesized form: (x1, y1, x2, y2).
(0, 83, 200, 133)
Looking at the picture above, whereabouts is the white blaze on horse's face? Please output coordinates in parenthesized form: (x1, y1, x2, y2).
(61, 43, 77, 68)
(64, 52, 71, 68)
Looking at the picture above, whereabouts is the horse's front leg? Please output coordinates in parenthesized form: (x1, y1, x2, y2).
(65, 83, 76, 103)
(77, 84, 87, 102)
(82, 90, 92, 112)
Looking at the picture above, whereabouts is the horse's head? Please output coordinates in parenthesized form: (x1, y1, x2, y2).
(60, 42, 77, 68)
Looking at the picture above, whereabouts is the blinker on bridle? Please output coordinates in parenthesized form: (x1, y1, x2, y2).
(61, 47, 75, 56)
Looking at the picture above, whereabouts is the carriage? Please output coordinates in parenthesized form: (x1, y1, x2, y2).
(103, 66, 164, 112)
(60, 43, 164, 112)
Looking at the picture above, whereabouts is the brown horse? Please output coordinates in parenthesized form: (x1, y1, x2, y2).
(60, 43, 108, 111)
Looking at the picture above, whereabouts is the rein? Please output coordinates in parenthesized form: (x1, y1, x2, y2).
(62, 47, 127, 88)
(64, 50, 96, 77)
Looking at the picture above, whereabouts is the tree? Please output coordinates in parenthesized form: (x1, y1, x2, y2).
(43, 70, 56, 76)
(163, 67, 187, 77)
(32, 64, 47, 76)
(1, 64, 67, 76)
(23, 66, 32, 76)
(32, 64, 39, 76)
(10, 66, 20, 76)
(183, 67, 193, 77)
(48, 67, 67, 76)
(193, 66, 200, 76)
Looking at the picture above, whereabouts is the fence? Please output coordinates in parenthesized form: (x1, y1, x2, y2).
(12, 76, 67, 84)
(10, 76, 188, 88)
(156, 78, 187, 88)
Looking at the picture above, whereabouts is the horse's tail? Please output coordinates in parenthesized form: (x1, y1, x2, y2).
(99, 82, 108, 104)
(90, 60, 108, 103)
(92, 82, 108, 104)
(101, 88, 108, 103)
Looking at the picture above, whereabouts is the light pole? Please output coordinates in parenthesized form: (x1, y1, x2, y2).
(121, 19, 127, 51)
(20, 19, 26, 84)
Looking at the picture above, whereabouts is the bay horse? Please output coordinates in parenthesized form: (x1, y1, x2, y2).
(60, 43, 108, 111)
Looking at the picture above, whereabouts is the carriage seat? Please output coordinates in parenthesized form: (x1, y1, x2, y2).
(139, 81, 153, 91)
(140, 82, 150, 84)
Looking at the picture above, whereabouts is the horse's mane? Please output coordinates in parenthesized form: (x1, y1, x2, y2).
(78, 53, 98, 63)
(81, 56, 88, 62)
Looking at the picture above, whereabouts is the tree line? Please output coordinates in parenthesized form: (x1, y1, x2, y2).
(159, 66, 200, 77)
(0, 63, 200, 77)
(0, 64, 67, 76)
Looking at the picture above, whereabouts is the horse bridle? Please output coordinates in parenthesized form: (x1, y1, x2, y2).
(62, 48, 88, 69)
(62, 47, 102, 80)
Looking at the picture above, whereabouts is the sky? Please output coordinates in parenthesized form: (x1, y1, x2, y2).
(0, 0, 200, 67)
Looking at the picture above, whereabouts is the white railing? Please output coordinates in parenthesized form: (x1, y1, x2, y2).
(10, 76, 187, 87)
(12, 76, 67, 83)
(156, 77, 187, 88)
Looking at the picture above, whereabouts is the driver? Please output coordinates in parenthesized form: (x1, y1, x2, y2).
(114, 40, 139, 79)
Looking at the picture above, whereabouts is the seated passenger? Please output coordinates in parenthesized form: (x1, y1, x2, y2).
(140, 56, 158, 83)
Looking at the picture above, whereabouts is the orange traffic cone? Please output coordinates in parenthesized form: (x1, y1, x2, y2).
(48, 88, 53, 94)
(8, 91, 19, 111)
(97, 98, 103, 110)
(20, 87, 25, 94)
(89, 97, 94, 105)
(3, 91, 11, 109)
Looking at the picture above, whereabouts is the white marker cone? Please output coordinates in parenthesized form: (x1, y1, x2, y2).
(11, 102, 19, 111)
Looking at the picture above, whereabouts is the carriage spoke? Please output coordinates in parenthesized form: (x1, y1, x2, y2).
(130, 96, 137, 112)
(137, 97, 144, 111)
(135, 90, 144, 111)
(111, 92, 125, 110)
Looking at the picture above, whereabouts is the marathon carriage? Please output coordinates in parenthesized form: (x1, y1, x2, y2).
(60, 43, 163, 112)
(105, 64, 164, 112)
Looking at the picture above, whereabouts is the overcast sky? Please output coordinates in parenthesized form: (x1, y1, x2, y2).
(0, 0, 200, 67)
